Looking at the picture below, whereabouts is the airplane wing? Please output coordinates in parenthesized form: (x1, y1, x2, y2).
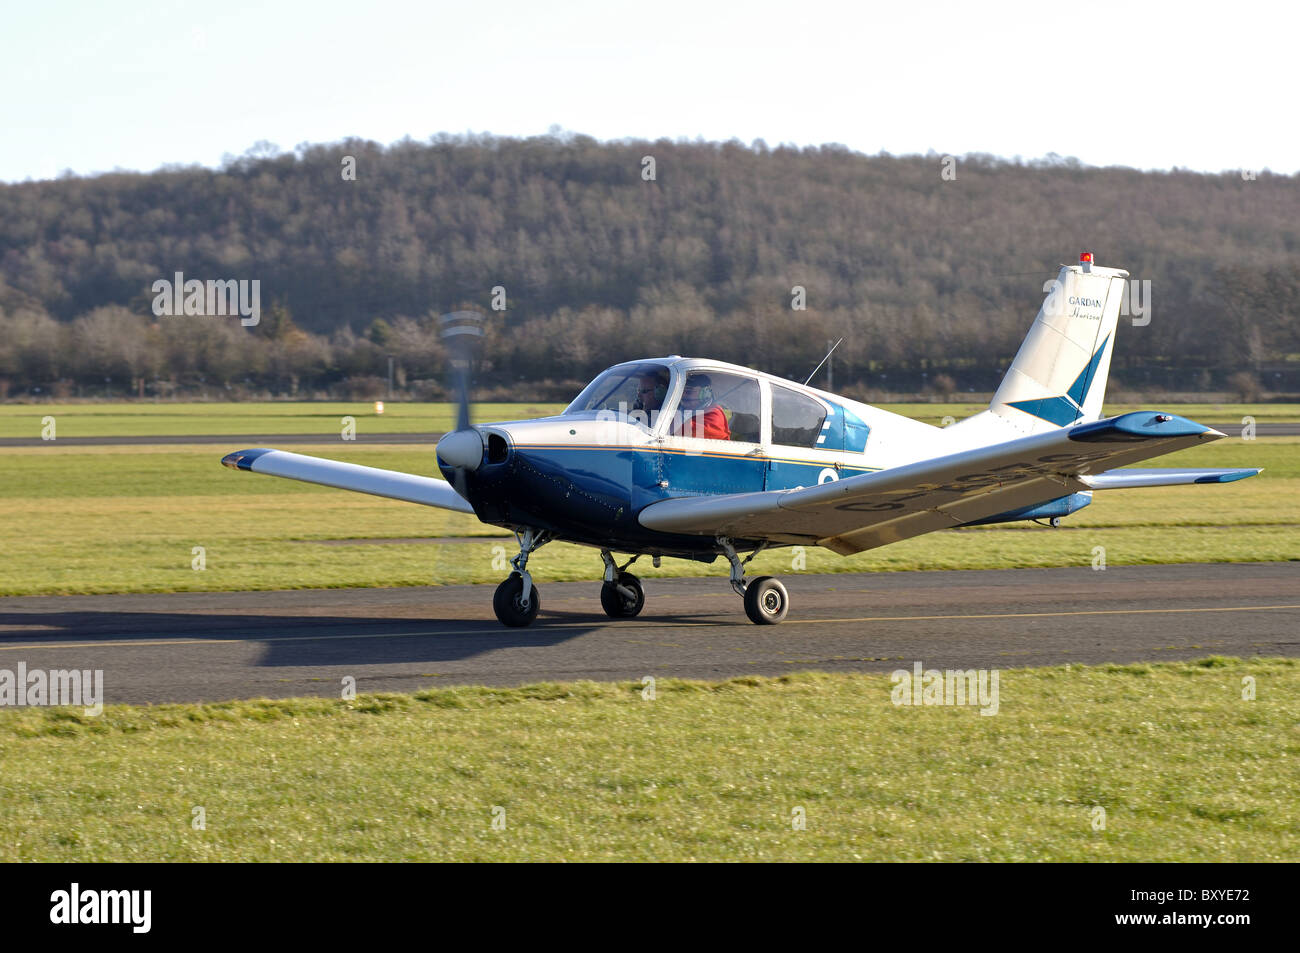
(638, 412, 1241, 555)
(1081, 467, 1261, 489)
(220, 448, 475, 513)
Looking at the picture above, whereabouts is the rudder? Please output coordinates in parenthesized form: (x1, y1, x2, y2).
(990, 254, 1129, 435)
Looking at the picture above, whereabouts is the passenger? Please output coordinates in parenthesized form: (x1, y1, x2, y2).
(673, 374, 730, 440)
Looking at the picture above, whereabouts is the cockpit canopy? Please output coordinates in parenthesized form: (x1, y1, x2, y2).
(564, 361, 760, 443)
(563, 362, 672, 417)
(562, 360, 832, 449)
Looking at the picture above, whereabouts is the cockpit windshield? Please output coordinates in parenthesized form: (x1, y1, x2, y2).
(563, 362, 672, 418)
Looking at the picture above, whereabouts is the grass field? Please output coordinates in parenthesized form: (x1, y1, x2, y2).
(0, 658, 1292, 862)
(1, 398, 1294, 596)
(0, 402, 564, 438)
(1, 400, 1295, 438)
(1, 435, 1294, 597)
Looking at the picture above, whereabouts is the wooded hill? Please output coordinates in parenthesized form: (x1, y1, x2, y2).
(1, 133, 1296, 399)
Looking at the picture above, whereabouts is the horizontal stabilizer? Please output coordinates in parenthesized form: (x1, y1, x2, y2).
(1083, 467, 1262, 489)
(221, 448, 474, 513)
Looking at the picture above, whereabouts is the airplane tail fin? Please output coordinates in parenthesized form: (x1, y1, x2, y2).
(989, 254, 1129, 435)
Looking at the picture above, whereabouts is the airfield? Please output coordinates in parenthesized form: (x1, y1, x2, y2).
(1, 401, 1296, 862)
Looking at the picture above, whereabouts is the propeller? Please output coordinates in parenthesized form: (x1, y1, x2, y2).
(437, 311, 486, 499)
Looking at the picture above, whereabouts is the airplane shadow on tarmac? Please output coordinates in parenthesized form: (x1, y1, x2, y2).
(0, 605, 732, 669)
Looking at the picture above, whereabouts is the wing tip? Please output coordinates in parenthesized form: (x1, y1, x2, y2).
(1194, 467, 1262, 484)
(221, 448, 276, 471)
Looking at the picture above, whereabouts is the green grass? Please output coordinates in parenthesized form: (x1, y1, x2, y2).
(0, 402, 565, 438)
(0, 437, 1293, 596)
(2, 400, 1293, 438)
(0, 659, 1293, 861)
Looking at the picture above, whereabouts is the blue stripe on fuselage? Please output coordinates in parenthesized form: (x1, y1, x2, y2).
(510, 444, 878, 501)
(455, 443, 878, 551)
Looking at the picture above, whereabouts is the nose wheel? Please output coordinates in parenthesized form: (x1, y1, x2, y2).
(493, 573, 540, 627)
(492, 528, 551, 627)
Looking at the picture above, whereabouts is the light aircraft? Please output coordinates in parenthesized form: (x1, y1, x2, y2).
(222, 254, 1259, 627)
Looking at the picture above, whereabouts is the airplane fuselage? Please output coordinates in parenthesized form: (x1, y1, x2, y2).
(438, 356, 1089, 557)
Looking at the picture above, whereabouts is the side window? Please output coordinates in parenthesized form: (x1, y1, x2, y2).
(771, 385, 828, 448)
(671, 371, 761, 442)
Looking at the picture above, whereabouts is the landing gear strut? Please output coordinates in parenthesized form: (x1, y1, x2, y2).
(493, 528, 551, 627)
(718, 537, 787, 625)
(599, 550, 645, 618)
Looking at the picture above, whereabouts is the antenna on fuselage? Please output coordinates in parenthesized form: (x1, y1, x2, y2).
(803, 338, 843, 387)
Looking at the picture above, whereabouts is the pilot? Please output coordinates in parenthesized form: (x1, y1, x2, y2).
(673, 374, 730, 440)
(633, 373, 667, 414)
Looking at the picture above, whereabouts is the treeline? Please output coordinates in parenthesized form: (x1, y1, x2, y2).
(1, 133, 1297, 400)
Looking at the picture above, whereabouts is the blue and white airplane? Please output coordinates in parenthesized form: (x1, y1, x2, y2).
(223, 254, 1259, 627)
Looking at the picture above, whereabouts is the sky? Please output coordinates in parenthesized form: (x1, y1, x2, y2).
(2, 0, 1295, 183)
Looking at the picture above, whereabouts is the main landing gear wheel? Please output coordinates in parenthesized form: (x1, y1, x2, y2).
(744, 576, 789, 625)
(493, 572, 540, 627)
(717, 536, 788, 625)
(600, 572, 645, 618)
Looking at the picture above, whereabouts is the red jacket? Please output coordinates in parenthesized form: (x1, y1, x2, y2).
(674, 405, 730, 440)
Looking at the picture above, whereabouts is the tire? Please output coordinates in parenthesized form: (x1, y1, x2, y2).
(600, 572, 645, 618)
(744, 576, 788, 625)
(493, 573, 540, 627)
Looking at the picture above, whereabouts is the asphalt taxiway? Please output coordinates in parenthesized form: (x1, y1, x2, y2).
(0, 562, 1295, 705)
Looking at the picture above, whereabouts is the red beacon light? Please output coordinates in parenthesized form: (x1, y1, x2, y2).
(1080, 251, 1094, 272)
